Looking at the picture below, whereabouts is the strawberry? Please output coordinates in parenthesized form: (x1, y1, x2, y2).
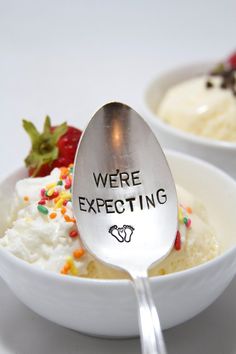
(23, 116, 82, 177)
(227, 52, 236, 69)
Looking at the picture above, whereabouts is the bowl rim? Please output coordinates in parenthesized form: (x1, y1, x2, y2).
(1, 150, 236, 287)
(143, 61, 236, 150)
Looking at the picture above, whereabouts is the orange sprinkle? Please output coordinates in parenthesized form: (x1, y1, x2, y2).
(64, 214, 71, 222)
(60, 167, 68, 174)
(61, 207, 66, 215)
(49, 212, 57, 219)
(63, 262, 71, 272)
(186, 207, 192, 214)
(54, 196, 60, 204)
(23, 196, 29, 202)
(73, 248, 85, 259)
(64, 215, 76, 223)
(60, 269, 66, 275)
(60, 167, 69, 179)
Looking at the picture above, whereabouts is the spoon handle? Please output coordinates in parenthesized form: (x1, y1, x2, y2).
(132, 274, 167, 354)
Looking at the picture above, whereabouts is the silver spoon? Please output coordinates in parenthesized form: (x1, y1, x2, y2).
(72, 102, 178, 354)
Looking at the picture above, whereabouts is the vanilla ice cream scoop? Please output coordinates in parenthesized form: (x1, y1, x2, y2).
(157, 75, 236, 141)
(0, 167, 219, 279)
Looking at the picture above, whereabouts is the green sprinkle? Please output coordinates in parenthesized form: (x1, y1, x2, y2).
(37, 205, 49, 215)
(57, 180, 63, 185)
(183, 217, 188, 225)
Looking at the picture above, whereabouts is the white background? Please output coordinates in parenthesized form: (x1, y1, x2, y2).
(0, 1, 236, 353)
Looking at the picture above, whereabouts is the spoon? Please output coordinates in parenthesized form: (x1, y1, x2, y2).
(72, 102, 178, 354)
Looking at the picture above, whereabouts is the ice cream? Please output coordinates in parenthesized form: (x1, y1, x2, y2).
(157, 68, 236, 142)
(0, 166, 220, 278)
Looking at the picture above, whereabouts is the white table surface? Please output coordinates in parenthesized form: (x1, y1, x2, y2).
(0, 0, 236, 353)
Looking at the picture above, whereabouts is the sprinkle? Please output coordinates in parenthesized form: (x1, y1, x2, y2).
(54, 196, 60, 203)
(66, 256, 78, 276)
(63, 200, 68, 206)
(46, 182, 56, 190)
(49, 212, 57, 219)
(55, 198, 64, 209)
(73, 248, 84, 259)
(60, 167, 69, 179)
(64, 214, 71, 222)
(174, 230, 181, 251)
(61, 207, 66, 215)
(52, 190, 59, 198)
(46, 188, 55, 197)
(64, 214, 75, 223)
(186, 219, 192, 228)
(65, 177, 71, 189)
(57, 180, 63, 186)
(38, 199, 46, 205)
(69, 163, 74, 168)
(186, 207, 192, 214)
(23, 196, 29, 202)
(40, 189, 46, 197)
(69, 230, 78, 238)
(37, 205, 49, 215)
(178, 208, 183, 222)
(63, 262, 71, 272)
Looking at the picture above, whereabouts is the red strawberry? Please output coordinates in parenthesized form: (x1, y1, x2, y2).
(23, 116, 82, 177)
(227, 52, 236, 69)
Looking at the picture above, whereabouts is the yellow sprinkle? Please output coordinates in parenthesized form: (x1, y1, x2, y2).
(178, 208, 183, 222)
(55, 198, 64, 209)
(54, 196, 60, 203)
(46, 182, 57, 190)
(47, 188, 55, 197)
(23, 196, 29, 202)
(60, 192, 71, 200)
(66, 256, 78, 276)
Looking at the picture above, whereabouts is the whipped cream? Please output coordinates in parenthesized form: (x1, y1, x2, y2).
(0, 168, 219, 278)
(0, 168, 91, 275)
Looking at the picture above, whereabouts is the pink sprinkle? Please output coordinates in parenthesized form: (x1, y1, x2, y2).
(65, 177, 71, 189)
(40, 189, 46, 197)
(186, 219, 191, 228)
(63, 200, 68, 206)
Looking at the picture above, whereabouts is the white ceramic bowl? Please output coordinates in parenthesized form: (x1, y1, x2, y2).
(143, 63, 236, 179)
(0, 151, 236, 338)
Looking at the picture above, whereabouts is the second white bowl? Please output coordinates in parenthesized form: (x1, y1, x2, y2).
(143, 63, 236, 179)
